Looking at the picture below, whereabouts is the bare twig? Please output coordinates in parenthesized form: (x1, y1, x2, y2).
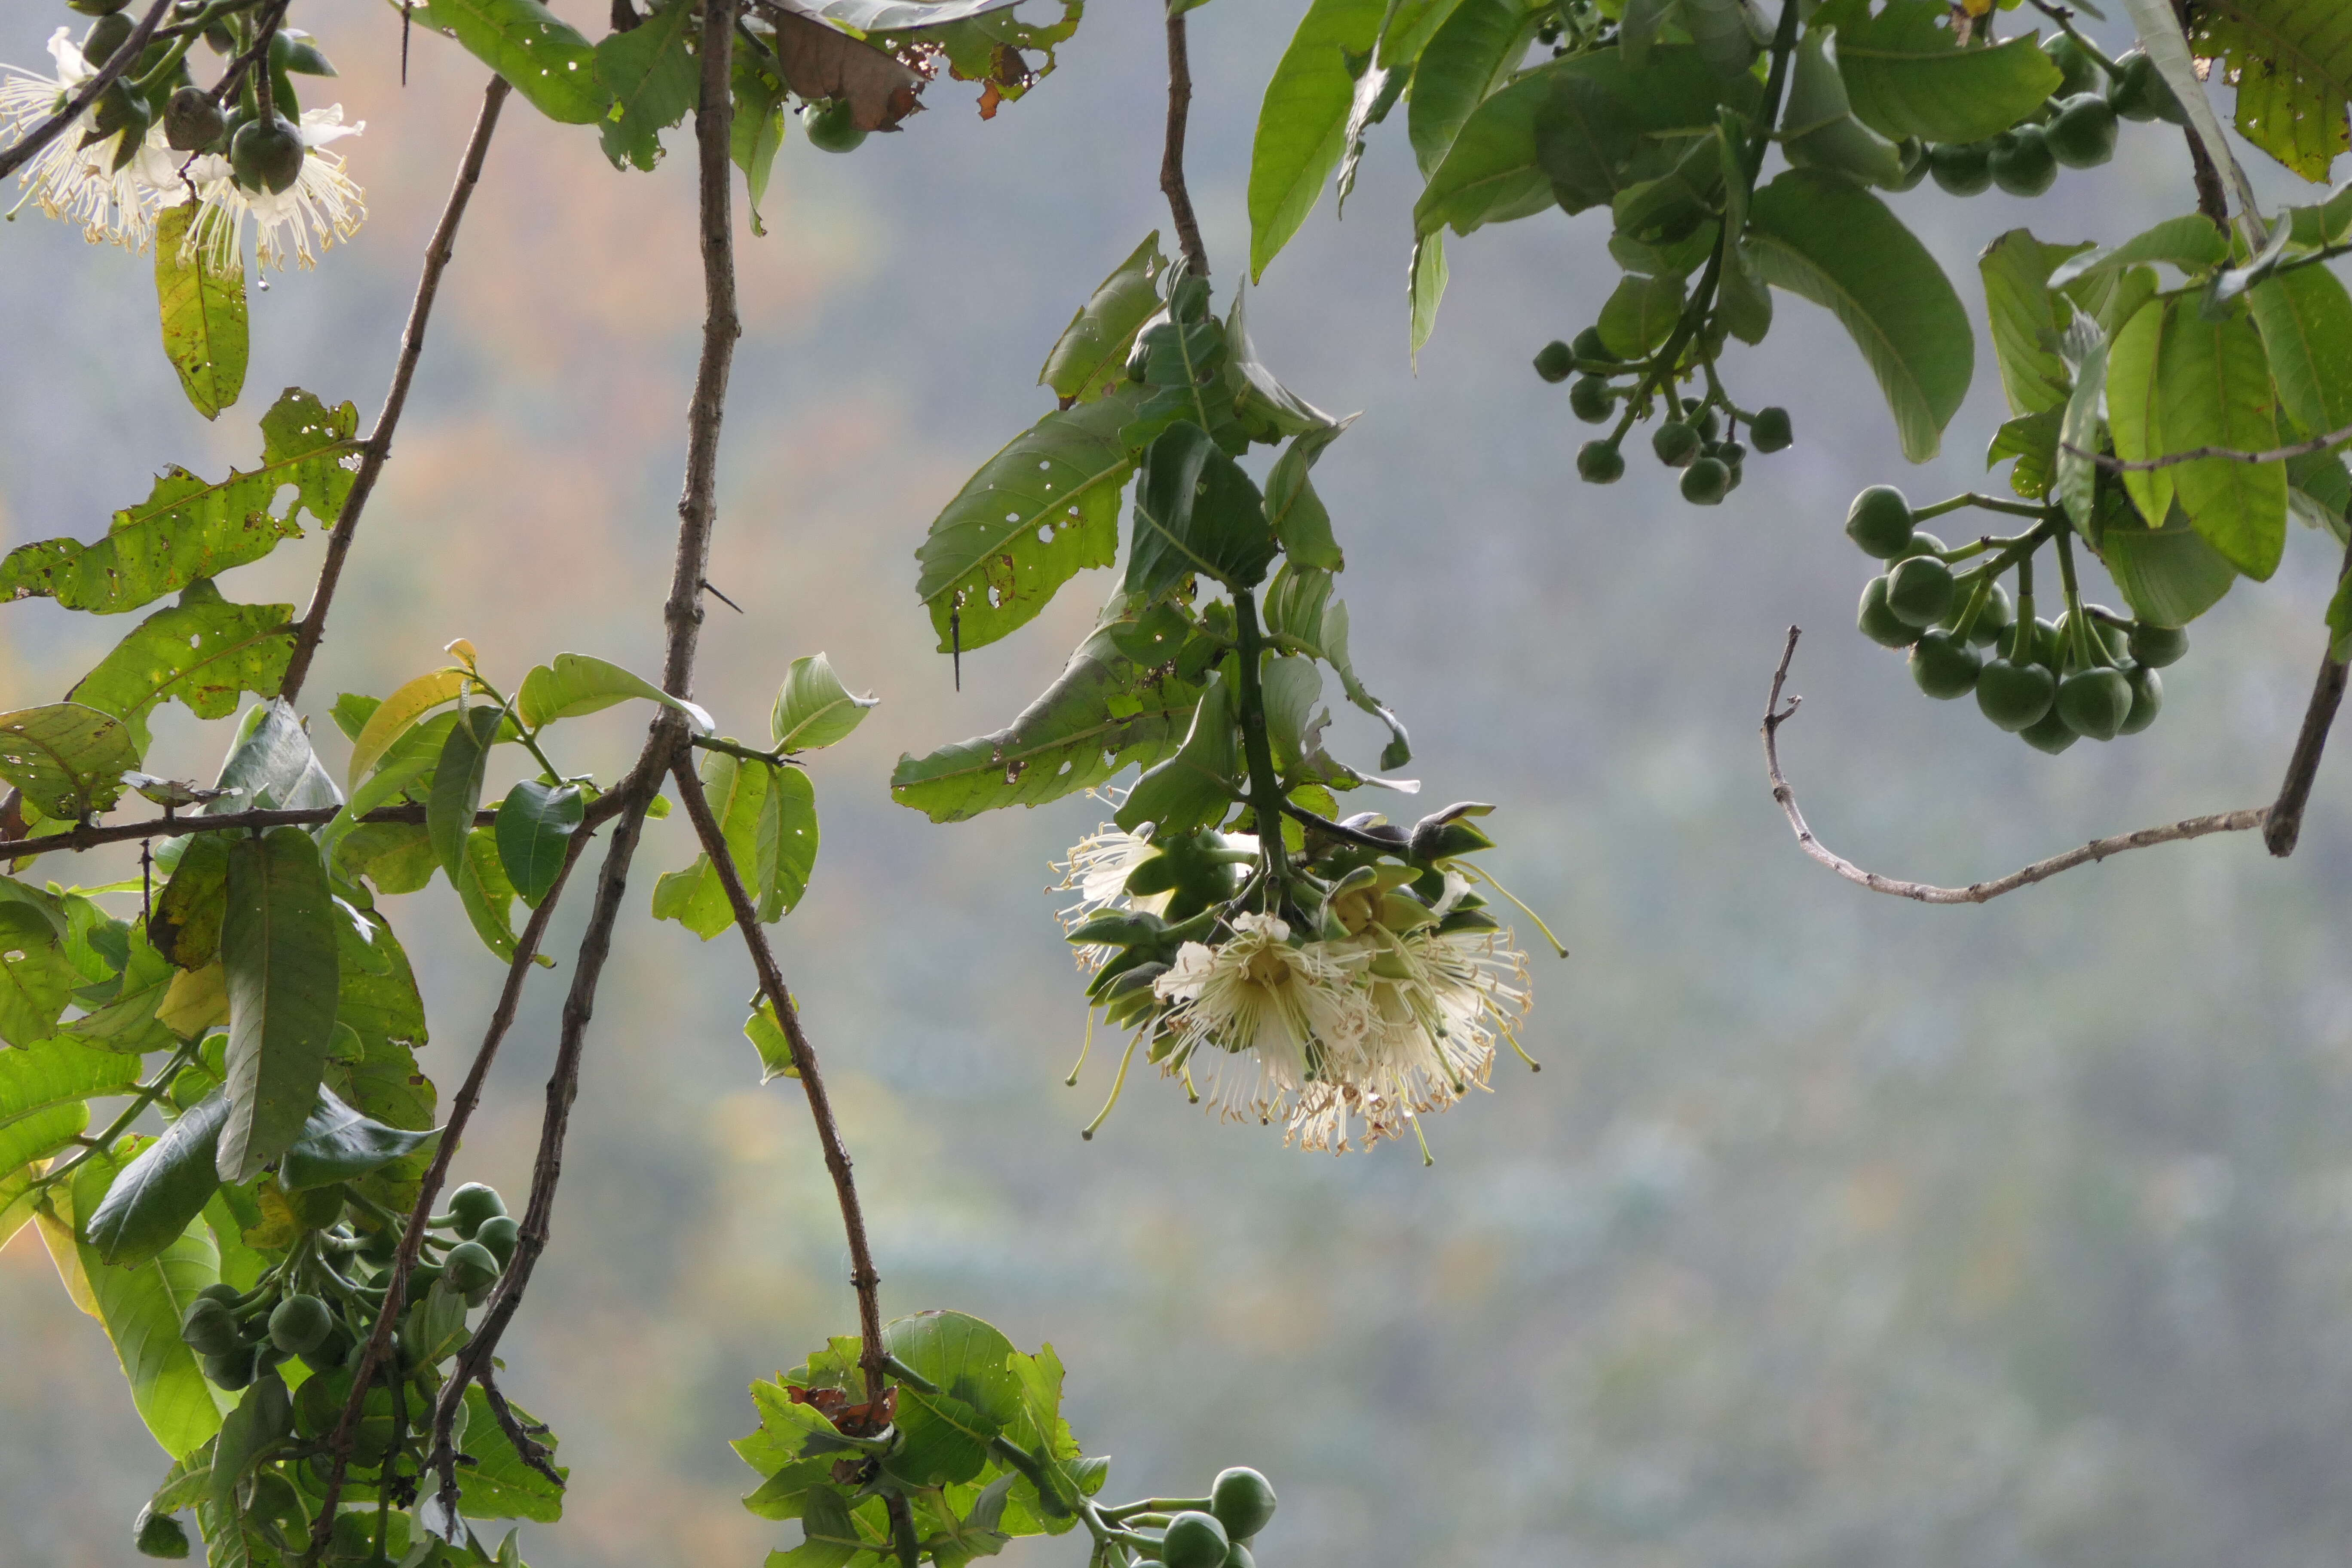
(0, 0, 172, 182)
(281, 75, 513, 704)
(2264, 534, 2352, 856)
(1760, 628, 2266, 903)
(2061, 420, 2352, 473)
(1160, 9, 1208, 278)
(671, 755, 890, 1401)
(0, 800, 601, 865)
(206, 0, 292, 110)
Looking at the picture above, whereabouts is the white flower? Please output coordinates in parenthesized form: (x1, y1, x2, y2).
(182, 105, 366, 273)
(1152, 913, 1371, 1125)
(2, 28, 157, 250)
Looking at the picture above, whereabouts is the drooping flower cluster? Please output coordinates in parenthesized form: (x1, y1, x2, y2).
(2, 27, 365, 269)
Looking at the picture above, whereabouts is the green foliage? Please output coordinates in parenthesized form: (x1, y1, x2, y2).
(153, 204, 249, 422)
(1820, 0, 2061, 145)
(217, 828, 341, 1184)
(0, 703, 141, 818)
(595, 0, 698, 170)
(64, 582, 294, 755)
(2189, 0, 2352, 181)
(1247, 0, 1388, 279)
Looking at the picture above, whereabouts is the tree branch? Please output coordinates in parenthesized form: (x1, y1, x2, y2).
(1160, 9, 1208, 279)
(669, 754, 890, 1402)
(1760, 628, 2266, 903)
(2264, 533, 2352, 856)
(2061, 421, 2352, 472)
(0, 799, 631, 865)
(0, 0, 172, 182)
(281, 74, 513, 705)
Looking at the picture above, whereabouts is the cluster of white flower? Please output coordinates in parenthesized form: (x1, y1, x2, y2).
(1, 27, 364, 270)
(1055, 822, 1532, 1156)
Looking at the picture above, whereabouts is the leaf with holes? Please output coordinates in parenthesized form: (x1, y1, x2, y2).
(66, 582, 293, 755)
(2189, 0, 2352, 182)
(596, 0, 698, 171)
(760, 8, 924, 131)
(1040, 234, 1169, 404)
(429, 0, 607, 123)
(154, 202, 248, 422)
(0, 703, 140, 818)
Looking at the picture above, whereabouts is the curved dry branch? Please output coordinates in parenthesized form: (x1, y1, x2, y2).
(1760, 628, 2266, 903)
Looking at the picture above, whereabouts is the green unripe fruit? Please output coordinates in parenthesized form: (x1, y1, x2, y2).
(1976, 657, 2056, 731)
(1722, 456, 1744, 494)
(1680, 456, 1730, 505)
(1845, 485, 1914, 558)
(163, 86, 225, 152)
(1889, 138, 1930, 191)
(1858, 578, 1918, 649)
(1576, 441, 1625, 484)
(1211, 1467, 1278, 1540)
(269, 1293, 333, 1355)
(1533, 340, 1575, 382)
(2107, 51, 2165, 122)
(1989, 125, 2057, 196)
(1929, 141, 1993, 196)
(1222, 1547, 1255, 1568)
(801, 98, 867, 153)
(71, 0, 136, 15)
(1884, 554, 1955, 627)
(230, 115, 305, 195)
(1951, 580, 2014, 647)
(1890, 530, 1945, 561)
(1909, 629, 1983, 699)
(82, 14, 134, 66)
(2001, 615, 2058, 667)
(2020, 706, 2079, 753)
(2046, 33, 2097, 98)
(196, 1281, 242, 1308)
(443, 1239, 502, 1294)
(2119, 664, 2163, 733)
(1691, 407, 1720, 443)
(2129, 621, 2188, 667)
(134, 1505, 190, 1559)
(1749, 407, 1792, 453)
(473, 1213, 521, 1268)
(2057, 665, 2132, 740)
(1161, 1510, 1232, 1568)
(1652, 420, 1701, 468)
(181, 1298, 243, 1357)
(203, 1344, 258, 1392)
(2048, 93, 2118, 167)
(1571, 326, 1610, 362)
(1568, 375, 1614, 423)
(447, 1182, 506, 1240)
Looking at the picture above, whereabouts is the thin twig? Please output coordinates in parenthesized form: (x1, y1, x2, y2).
(0, 801, 574, 865)
(281, 75, 513, 704)
(671, 755, 890, 1401)
(1160, 9, 1208, 278)
(0, 0, 172, 182)
(2061, 420, 2352, 473)
(1282, 801, 1407, 853)
(206, 0, 292, 110)
(2264, 533, 2352, 856)
(1759, 628, 2266, 903)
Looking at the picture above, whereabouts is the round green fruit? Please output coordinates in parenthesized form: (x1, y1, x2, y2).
(1990, 125, 2057, 196)
(1571, 325, 1611, 362)
(1223, 1547, 1255, 1568)
(1533, 340, 1575, 383)
(2057, 665, 2133, 740)
(1889, 139, 1930, 191)
(1884, 554, 1956, 627)
(1858, 577, 1918, 649)
(2119, 664, 2163, 733)
(1909, 629, 1983, 699)
(2000, 615, 2057, 667)
(474, 1213, 521, 1268)
(1976, 657, 2056, 731)
(1652, 420, 1701, 468)
(1576, 441, 1625, 484)
(1568, 375, 1614, 424)
(269, 1293, 333, 1355)
(447, 1182, 505, 1240)
(2107, 51, 2180, 123)
(1691, 407, 1720, 442)
(444, 1239, 501, 1294)
(82, 14, 134, 66)
(203, 1344, 259, 1392)
(1161, 1511, 1232, 1568)
(70, 0, 136, 15)
(1929, 141, 1993, 196)
(1211, 1466, 1278, 1540)
(1845, 485, 1914, 558)
(134, 1505, 190, 1559)
(1680, 456, 1730, 505)
(801, 98, 867, 153)
(230, 115, 305, 195)
(1956, 580, 2014, 647)
(1749, 406, 1792, 453)
(181, 1298, 243, 1357)
(1890, 530, 1945, 561)
(163, 86, 225, 152)
(2048, 93, 2118, 167)
(2046, 33, 2097, 98)
(2019, 702, 2080, 753)
(2129, 621, 2188, 667)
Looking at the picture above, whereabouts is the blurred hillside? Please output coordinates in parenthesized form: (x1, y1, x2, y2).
(6, 4, 2352, 1565)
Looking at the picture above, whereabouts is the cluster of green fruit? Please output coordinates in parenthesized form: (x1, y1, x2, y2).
(1847, 487, 2182, 753)
(1142, 1467, 1279, 1568)
(1915, 40, 2177, 199)
(1535, 331, 1792, 504)
(64, 0, 340, 197)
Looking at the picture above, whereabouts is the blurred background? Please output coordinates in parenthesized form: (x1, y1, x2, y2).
(7, 3, 2352, 1564)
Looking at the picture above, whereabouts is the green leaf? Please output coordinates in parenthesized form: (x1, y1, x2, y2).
(1127, 423, 1277, 598)
(2289, 447, 2352, 535)
(0, 388, 356, 615)
(886, 1310, 1026, 1488)
(1380, 0, 1469, 67)
(1039, 234, 1169, 403)
(211, 698, 340, 815)
(432, 0, 608, 124)
(596, 0, 698, 170)
(336, 820, 439, 897)
(2055, 325, 2110, 533)
(1818, 0, 2063, 144)
(454, 825, 527, 962)
(514, 652, 714, 733)
(1262, 564, 1412, 769)
(345, 668, 468, 790)
(1265, 418, 1354, 572)
(0, 1032, 138, 1148)
(775, 1488, 866, 1568)
(2047, 215, 2230, 290)
(1247, 0, 1389, 280)
(278, 1084, 436, 1191)
(1532, 70, 1640, 214)
(0, 703, 140, 818)
(745, 995, 799, 1082)
(1979, 230, 2098, 417)
(652, 748, 767, 940)
(2187, 0, 2352, 183)
(2329, 566, 2352, 659)
(1597, 271, 1688, 358)
(2109, 294, 2290, 577)
(428, 706, 502, 885)
(1988, 409, 2063, 498)
(0, 918, 83, 1050)
(217, 827, 340, 1183)
(731, 39, 789, 236)
(494, 779, 583, 904)
(1114, 668, 1237, 834)
(755, 766, 819, 921)
(1410, 230, 1448, 363)
(772, 653, 879, 752)
(915, 390, 1141, 656)
(1746, 168, 1974, 462)
(1223, 287, 1340, 442)
(1780, 24, 1906, 187)
(2099, 495, 2244, 626)
(0, 1105, 86, 1185)
(1407, 0, 1543, 177)
(457, 1383, 567, 1520)
(65, 582, 293, 755)
(85, 1091, 228, 1267)
(153, 202, 248, 421)
(2248, 263, 2352, 436)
